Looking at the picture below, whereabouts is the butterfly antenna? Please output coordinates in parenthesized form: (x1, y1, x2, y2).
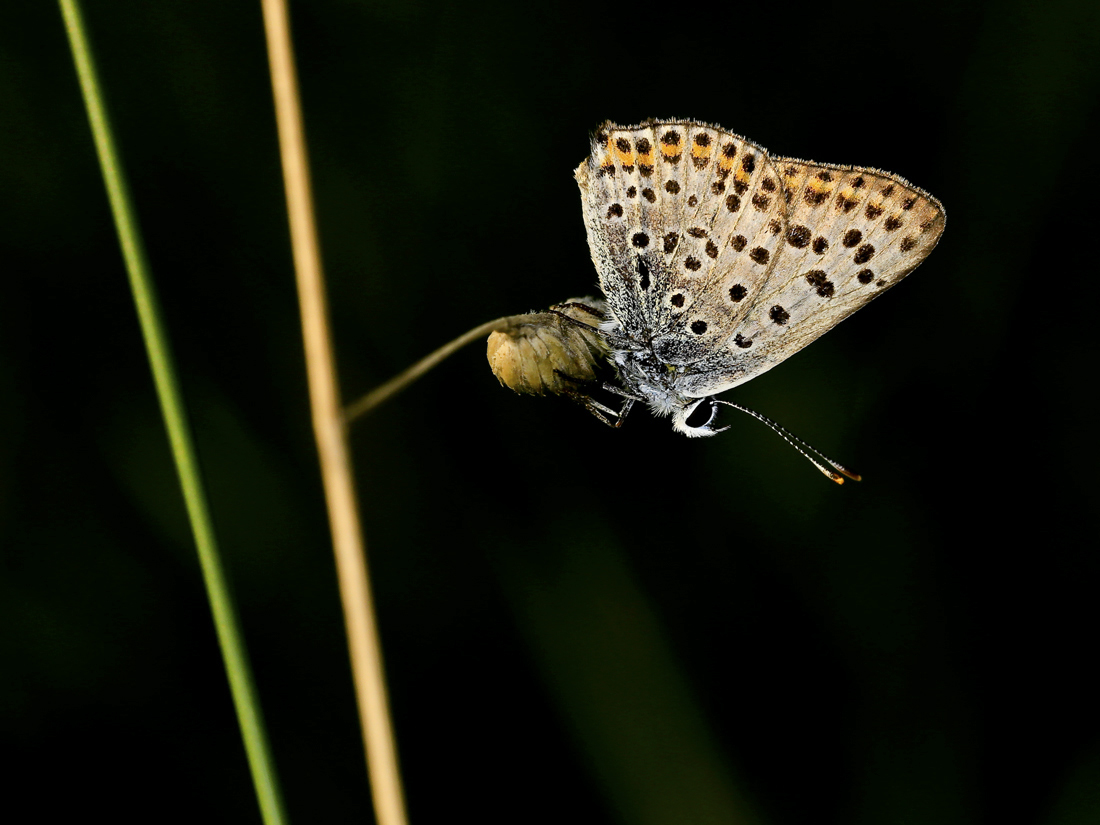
(713, 400, 862, 484)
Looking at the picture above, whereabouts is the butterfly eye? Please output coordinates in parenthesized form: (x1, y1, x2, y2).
(684, 398, 717, 429)
(673, 397, 730, 437)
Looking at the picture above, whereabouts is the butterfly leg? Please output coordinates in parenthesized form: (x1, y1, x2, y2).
(549, 306, 639, 351)
(549, 301, 608, 323)
(554, 370, 636, 429)
(564, 391, 630, 428)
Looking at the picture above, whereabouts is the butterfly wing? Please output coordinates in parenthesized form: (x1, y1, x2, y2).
(679, 159, 945, 397)
(575, 120, 788, 363)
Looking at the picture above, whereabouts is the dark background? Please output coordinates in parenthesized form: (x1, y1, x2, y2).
(3, 1, 1098, 823)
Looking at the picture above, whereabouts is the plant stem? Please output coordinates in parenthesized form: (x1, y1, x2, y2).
(259, 2, 409, 824)
(58, 2, 288, 823)
(345, 314, 532, 423)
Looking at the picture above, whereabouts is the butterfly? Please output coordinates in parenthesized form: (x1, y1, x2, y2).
(570, 119, 945, 461)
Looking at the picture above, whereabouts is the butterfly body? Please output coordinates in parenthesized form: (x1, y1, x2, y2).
(575, 119, 945, 436)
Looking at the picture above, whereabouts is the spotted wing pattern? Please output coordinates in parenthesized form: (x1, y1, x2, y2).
(575, 120, 789, 365)
(680, 158, 945, 397)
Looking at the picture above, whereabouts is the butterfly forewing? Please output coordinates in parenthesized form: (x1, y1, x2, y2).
(575, 152, 648, 337)
(656, 124, 789, 365)
(576, 121, 788, 364)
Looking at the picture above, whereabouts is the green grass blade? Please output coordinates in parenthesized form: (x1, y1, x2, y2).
(58, 2, 289, 822)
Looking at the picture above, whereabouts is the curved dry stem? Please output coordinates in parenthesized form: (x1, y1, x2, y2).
(345, 313, 537, 423)
(261, 2, 407, 824)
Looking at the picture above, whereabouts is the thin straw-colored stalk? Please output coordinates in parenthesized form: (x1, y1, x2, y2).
(345, 314, 532, 422)
(58, 2, 288, 823)
(259, 3, 409, 825)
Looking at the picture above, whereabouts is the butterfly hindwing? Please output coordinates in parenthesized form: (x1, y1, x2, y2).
(679, 159, 945, 396)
